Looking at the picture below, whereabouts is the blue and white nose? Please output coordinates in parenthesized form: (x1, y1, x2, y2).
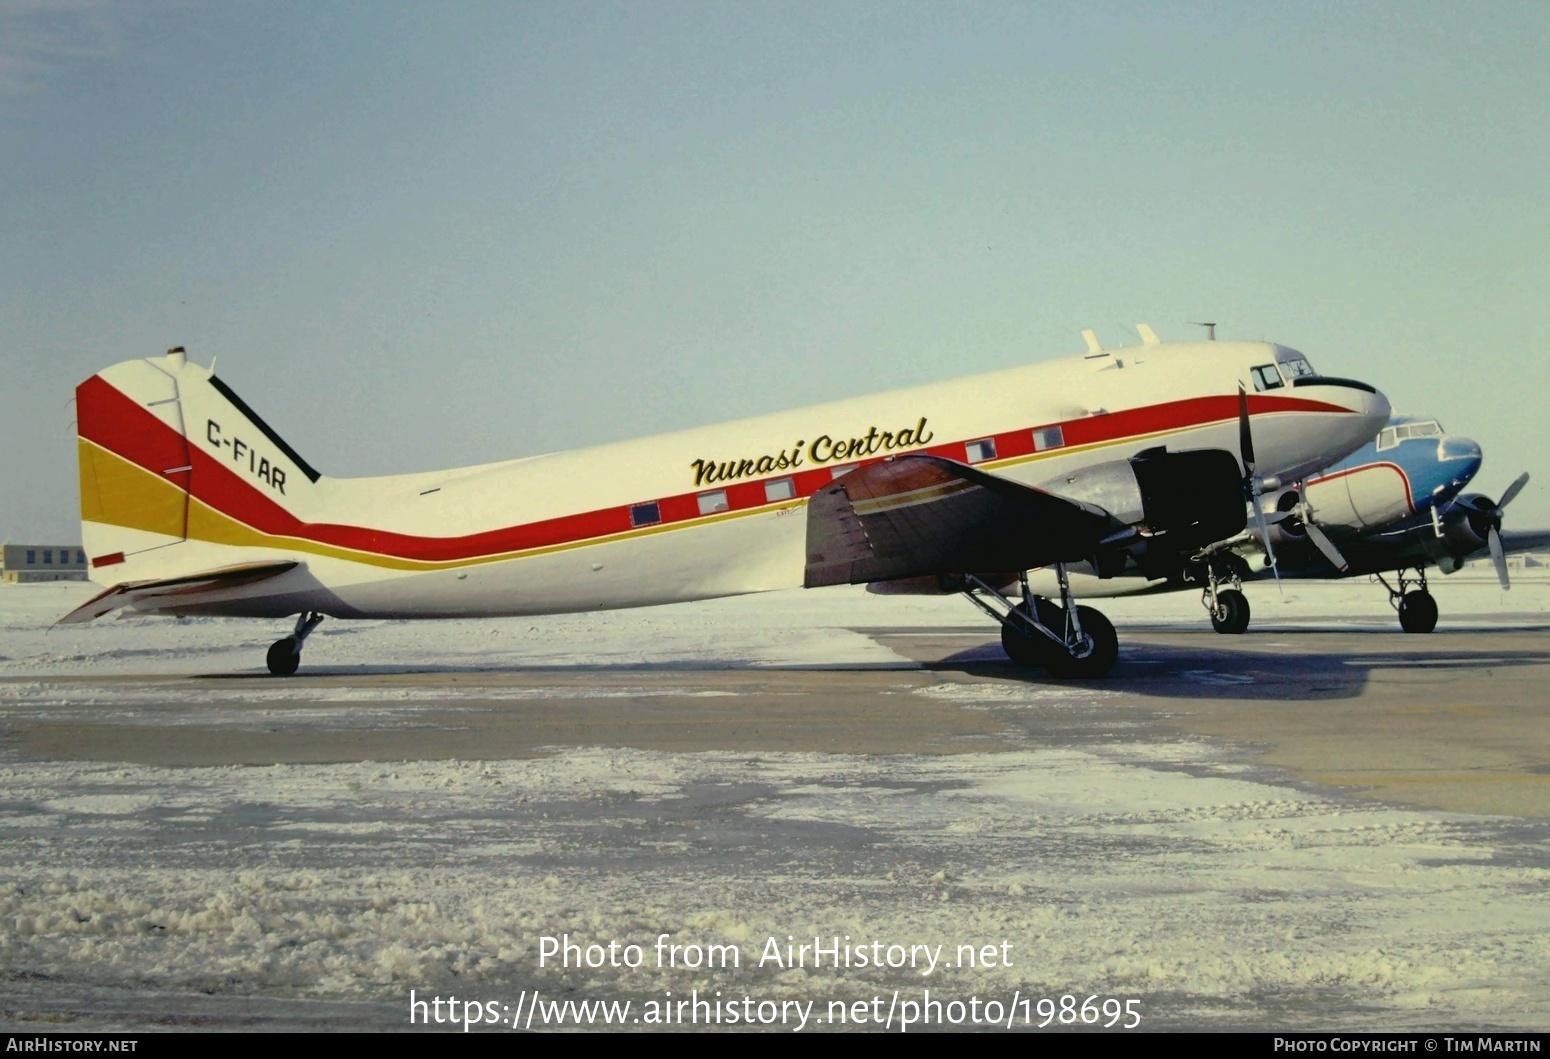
(1418, 435, 1483, 509)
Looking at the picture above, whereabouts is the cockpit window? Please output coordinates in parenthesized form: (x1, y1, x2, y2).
(1250, 364, 1284, 391)
(1375, 420, 1445, 451)
(1279, 356, 1316, 379)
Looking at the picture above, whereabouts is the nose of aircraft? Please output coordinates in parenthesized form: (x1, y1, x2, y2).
(1286, 375, 1391, 472)
(1357, 383, 1393, 439)
(1323, 378, 1392, 450)
(1429, 435, 1483, 504)
(1437, 435, 1482, 465)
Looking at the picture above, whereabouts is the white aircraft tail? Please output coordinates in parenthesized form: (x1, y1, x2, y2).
(75, 348, 321, 584)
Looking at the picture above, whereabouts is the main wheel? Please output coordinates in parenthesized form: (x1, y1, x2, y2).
(1045, 606, 1118, 679)
(1001, 600, 1060, 668)
(1398, 590, 1438, 634)
(267, 637, 301, 676)
(1209, 588, 1251, 634)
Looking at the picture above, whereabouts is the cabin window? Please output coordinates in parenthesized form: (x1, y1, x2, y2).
(965, 438, 997, 463)
(1251, 364, 1284, 391)
(629, 502, 661, 527)
(1032, 425, 1065, 452)
(26, 550, 35, 564)
(830, 464, 857, 479)
(697, 490, 728, 515)
(43, 550, 52, 564)
(765, 477, 796, 502)
(78, 551, 87, 564)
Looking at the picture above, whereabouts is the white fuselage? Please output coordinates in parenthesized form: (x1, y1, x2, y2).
(81, 340, 1390, 619)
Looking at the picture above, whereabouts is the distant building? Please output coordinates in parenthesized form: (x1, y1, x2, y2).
(1, 544, 89, 583)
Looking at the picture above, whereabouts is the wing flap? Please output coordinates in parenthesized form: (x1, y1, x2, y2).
(804, 456, 1115, 587)
(57, 560, 302, 624)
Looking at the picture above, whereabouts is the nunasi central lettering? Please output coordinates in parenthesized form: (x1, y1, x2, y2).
(690, 417, 934, 488)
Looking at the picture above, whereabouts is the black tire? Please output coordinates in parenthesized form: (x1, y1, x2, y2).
(267, 637, 301, 676)
(1001, 601, 1048, 668)
(1000, 598, 1068, 669)
(1209, 588, 1251, 634)
(1398, 590, 1438, 634)
(1045, 606, 1118, 679)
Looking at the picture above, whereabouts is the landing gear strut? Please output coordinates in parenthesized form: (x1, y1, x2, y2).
(1198, 558, 1251, 634)
(267, 611, 325, 676)
(1376, 569, 1437, 634)
(962, 566, 1118, 678)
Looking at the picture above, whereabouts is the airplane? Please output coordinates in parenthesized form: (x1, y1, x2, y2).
(64, 329, 1391, 677)
(1207, 415, 1544, 633)
(1020, 415, 1547, 634)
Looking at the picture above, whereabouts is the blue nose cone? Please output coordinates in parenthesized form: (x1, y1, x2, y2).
(1412, 436, 1482, 510)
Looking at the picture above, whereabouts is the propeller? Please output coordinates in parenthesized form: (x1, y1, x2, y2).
(1287, 482, 1350, 573)
(1238, 385, 1281, 588)
(1456, 472, 1529, 589)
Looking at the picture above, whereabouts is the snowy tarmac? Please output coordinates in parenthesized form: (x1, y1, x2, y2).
(3, 576, 1549, 1031)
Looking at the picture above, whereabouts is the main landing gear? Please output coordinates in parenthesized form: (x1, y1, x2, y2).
(961, 566, 1118, 679)
(1198, 557, 1251, 635)
(267, 611, 325, 676)
(1376, 569, 1438, 634)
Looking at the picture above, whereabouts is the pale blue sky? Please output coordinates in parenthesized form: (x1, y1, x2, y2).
(4, 1, 1548, 538)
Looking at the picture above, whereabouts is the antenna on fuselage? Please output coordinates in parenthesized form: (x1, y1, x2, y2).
(1081, 329, 1103, 355)
(1190, 322, 1217, 341)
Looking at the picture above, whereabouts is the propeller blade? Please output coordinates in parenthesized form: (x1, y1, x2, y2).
(1252, 501, 1282, 594)
(1237, 384, 1256, 481)
(1489, 526, 1510, 590)
(1497, 472, 1529, 511)
(1305, 521, 1350, 573)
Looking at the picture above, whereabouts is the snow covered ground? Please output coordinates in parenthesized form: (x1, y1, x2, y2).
(2, 577, 1549, 1031)
(5, 571, 1547, 678)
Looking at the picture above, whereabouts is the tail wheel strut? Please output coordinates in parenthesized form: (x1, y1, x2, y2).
(267, 611, 324, 676)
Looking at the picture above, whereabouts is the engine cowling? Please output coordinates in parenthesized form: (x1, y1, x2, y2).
(1038, 448, 1246, 578)
(1435, 493, 1498, 557)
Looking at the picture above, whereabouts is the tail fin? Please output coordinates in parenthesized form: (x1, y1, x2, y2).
(76, 348, 321, 583)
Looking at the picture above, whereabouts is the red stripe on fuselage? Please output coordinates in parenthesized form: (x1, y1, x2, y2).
(77, 374, 1353, 563)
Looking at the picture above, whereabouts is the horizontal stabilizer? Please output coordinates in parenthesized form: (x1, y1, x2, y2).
(57, 560, 301, 625)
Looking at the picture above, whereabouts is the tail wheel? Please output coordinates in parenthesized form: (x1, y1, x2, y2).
(1045, 606, 1118, 679)
(1209, 588, 1251, 634)
(1398, 590, 1438, 634)
(267, 637, 301, 676)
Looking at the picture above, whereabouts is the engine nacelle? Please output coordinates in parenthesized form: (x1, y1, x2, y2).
(1302, 462, 1414, 533)
(1038, 448, 1245, 578)
(1435, 493, 1496, 557)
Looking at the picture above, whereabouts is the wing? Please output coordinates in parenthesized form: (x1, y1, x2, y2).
(1484, 529, 1550, 557)
(57, 560, 302, 624)
(803, 455, 1119, 588)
